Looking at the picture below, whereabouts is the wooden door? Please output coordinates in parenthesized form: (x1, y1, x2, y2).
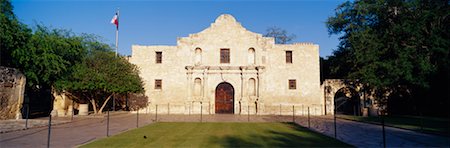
(215, 82, 234, 114)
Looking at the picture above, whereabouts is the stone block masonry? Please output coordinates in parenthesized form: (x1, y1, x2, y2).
(130, 14, 322, 115)
(0, 66, 26, 120)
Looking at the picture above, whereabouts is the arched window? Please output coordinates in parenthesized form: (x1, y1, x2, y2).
(194, 78, 202, 96)
(248, 78, 256, 96)
(248, 48, 255, 65)
(195, 48, 202, 65)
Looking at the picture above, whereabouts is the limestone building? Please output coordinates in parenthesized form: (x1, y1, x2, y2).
(129, 14, 322, 115)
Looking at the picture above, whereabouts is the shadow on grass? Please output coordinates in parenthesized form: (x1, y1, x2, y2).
(209, 122, 353, 147)
(337, 115, 450, 137)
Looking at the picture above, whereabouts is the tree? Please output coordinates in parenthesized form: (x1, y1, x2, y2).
(2, 1, 143, 116)
(10, 25, 97, 116)
(12, 25, 87, 88)
(326, 0, 449, 115)
(264, 26, 296, 44)
(0, 0, 31, 67)
(56, 50, 144, 114)
(2, 0, 103, 116)
(321, 47, 355, 81)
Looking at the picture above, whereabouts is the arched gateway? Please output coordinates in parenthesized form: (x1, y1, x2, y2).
(215, 82, 234, 114)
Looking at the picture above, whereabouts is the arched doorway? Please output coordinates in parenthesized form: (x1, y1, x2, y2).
(215, 82, 234, 114)
(334, 87, 360, 115)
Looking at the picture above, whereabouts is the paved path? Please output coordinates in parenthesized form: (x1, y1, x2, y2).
(0, 112, 153, 148)
(1, 114, 448, 148)
(293, 115, 450, 147)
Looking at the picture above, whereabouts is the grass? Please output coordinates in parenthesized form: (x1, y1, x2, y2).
(337, 115, 450, 136)
(81, 122, 352, 147)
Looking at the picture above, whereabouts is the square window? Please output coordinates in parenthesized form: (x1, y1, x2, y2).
(286, 51, 292, 63)
(155, 79, 162, 89)
(156, 52, 162, 63)
(289, 79, 296, 89)
(220, 48, 230, 63)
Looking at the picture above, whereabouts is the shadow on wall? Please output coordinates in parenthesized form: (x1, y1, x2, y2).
(334, 87, 360, 116)
(23, 86, 53, 119)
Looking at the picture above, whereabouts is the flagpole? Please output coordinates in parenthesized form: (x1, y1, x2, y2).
(113, 8, 119, 112)
(115, 9, 119, 57)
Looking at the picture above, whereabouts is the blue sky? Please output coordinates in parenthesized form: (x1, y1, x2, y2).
(13, 0, 345, 58)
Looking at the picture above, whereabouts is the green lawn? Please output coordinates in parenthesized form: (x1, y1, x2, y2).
(337, 115, 450, 136)
(81, 122, 352, 147)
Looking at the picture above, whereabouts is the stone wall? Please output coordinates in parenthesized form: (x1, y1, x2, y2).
(321, 79, 380, 116)
(131, 14, 323, 115)
(0, 66, 26, 120)
(51, 92, 75, 117)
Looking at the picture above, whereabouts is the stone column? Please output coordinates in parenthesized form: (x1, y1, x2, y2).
(239, 67, 243, 114)
(241, 67, 249, 114)
(186, 66, 193, 114)
(202, 67, 208, 99)
(239, 67, 242, 113)
(203, 67, 209, 113)
(256, 69, 260, 115)
(257, 66, 265, 114)
(241, 68, 247, 99)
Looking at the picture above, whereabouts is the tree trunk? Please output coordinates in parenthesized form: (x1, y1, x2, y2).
(98, 94, 113, 114)
(90, 99, 97, 114)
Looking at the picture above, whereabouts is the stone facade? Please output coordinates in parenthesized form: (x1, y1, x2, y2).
(321, 79, 380, 116)
(130, 14, 322, 115)
(51, 92, 76, 117)
(0, 66, 26, 120)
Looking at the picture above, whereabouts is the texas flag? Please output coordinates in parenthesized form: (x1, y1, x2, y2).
(111, 13, 118, 29)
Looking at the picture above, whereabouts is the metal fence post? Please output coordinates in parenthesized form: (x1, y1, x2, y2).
(334, 111, 337, 139)
(25, 103, 29, 129)
(334, 95, 337, 139)
(107, 110, 110, 137)
(47, 115, 52, 148)
(155, 105, 158, 122)
(382, 114, 386, 148)
(292, 105, 295, 123)
(200, 102, 203, 123)
(137, 109, 139, 128)
(71, 100, 74, 121)
(279, 104, 282, 116)
(247, 105, 250, 122)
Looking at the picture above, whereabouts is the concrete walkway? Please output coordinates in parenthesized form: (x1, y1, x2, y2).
(0, 112, 153, 148)
(1, 114, 448, 148)
(293, 115, 449, 147)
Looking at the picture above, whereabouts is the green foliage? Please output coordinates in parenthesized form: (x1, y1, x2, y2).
(2, 1, 145, 115)
(56, 50, 144, 113)
(325, 0, 449, 113)
(12, 25, 86, 87)
(264, 26, 296, 44)
(0, 0, 31, 67)
(57, 51, 143, 94)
